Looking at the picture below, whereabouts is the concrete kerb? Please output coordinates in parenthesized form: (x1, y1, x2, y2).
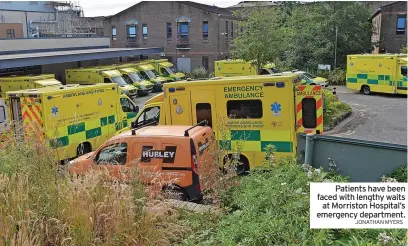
(167, 199, 223, 214)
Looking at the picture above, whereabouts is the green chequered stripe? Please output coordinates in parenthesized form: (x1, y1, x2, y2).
(347, 73, 393, 85)
(219, 130, 293, 153)
(49, 114, 117, 148)
(397, 77, 407, 89)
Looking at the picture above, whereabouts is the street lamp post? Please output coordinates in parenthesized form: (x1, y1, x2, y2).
(334, 25, 338, 68)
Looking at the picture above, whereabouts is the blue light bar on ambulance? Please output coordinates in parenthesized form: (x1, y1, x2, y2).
(169, 88, 175, 92)
(276, 82, 285, 88)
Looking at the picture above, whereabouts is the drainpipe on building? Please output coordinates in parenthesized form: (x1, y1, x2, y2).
(217, 14, 220, 60)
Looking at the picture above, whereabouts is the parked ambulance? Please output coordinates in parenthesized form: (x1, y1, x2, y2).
(146, 59, 186, 81)
(126, 74, 323, 175)
(6, 84, 139, 162)
(0, 74, 62, 135)
(133, 62, 172, 85)
(68, 122, 214, 201)
(214, 59, 278, 77)
(91, 65, 156, 95)
(346, 54, 407, 95)
(65, 68, 138, 101)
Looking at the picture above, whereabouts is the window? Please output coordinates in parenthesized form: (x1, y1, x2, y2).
(104, 78, 112, 83)
(111, 76, 128, 86)
(227, 100, 262, 119)
(120, 98, 137, 113)
(139, 71, 150, 80)
(142, 24, 147, 39)
(302, 98, 317, 128)
(202, 56, 209, 71)
(122, 74, 133, 84)
(401, 66, 407, 77)
(225, 21, 229, 37)
(96, 143, 127, 165)
(136, 106, 160, 126)
(177, 22, 189, 38)
(6, 29, 15, 39)
(160, 67, 170, 76)
(166, 22, 172, 39)
(202, 21, 208, 39)
(112, 26, 117, 40)
(196, 103, 212, 127)
(127, 25, 136, 39)
(259, 69, 269, 75)
(0, 106, 5, 123)
(231, 21, 234, 37)
(397, 15, 406, 34)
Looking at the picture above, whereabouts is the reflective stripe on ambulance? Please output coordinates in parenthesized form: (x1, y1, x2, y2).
(295, 85, 323, 134)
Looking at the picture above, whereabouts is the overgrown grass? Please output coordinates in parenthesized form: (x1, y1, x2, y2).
(323, 89, 352, 127)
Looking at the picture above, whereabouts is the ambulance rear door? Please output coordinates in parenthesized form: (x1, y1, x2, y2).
(295, 85, 324, 134)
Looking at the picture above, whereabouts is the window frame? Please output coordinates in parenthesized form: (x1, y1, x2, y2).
(226, 99, 263, 119)
(166, 22, 172, 40)
(401, 66, 407, 77)
(127, 25, 137, 39)
(231, 21, 234, 37)
(120, 97, 137, 113)
(177, 22, 189, 38)
(112, 26, 117, 40)
(6, 29, 15, 39)
(396, 15, 406, 35)
(142, 24, 148, 39)
(225, 21, 229, 37)
(136, 106, 160, 126)
(202, 21, 209, 39)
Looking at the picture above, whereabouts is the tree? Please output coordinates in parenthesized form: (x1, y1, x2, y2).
(231, 7, 284, 73)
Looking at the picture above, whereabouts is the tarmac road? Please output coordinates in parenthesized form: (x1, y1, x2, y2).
(326, 86, 407, 146)
(134, 86, 408, 146)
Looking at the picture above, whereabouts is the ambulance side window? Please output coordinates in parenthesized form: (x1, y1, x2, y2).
(0, 106, 5, 123)
(120, 98, 136, 113)
(104, 78, 112, 83)
(401, 66, 407, 77)
(227, 100, 262, 119)
(260, 69, 269, 75)
(160, 67, 169, 76)
(140, 71, 149, 80)
(302, 98, 317, 128)
(196, 103, 212, 127)
(96, 143, 127, 165)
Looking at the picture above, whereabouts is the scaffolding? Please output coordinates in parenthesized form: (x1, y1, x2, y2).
(29, 1, 98, 38)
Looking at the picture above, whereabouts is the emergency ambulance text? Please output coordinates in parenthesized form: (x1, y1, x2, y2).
(224, 85, 264, 99)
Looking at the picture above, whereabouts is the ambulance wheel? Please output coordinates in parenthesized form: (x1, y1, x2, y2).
(163, 185, 188, 201)
(361, 85, 371, 95)
(77, 142, 92, 156)
(224, 154, 250, 176)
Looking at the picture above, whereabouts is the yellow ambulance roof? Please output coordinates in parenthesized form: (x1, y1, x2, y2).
(34, 78, 62, 86)
(166, 73, 299, 87)
(159, 62, 173, 67)
(119, 67, 138, 74)
(0, 74, 55, 82)
(6, 83, 115, 95)
(137, 64, 155, 70)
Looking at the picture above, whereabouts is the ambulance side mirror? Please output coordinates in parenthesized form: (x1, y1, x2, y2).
(134, 106, 139, 114)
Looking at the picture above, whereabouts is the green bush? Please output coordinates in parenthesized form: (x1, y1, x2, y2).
(389, 165, 407, 182)
(327, 68, 346, 85)
(323, 89, 352, 127)
(185, 66, 209, 79)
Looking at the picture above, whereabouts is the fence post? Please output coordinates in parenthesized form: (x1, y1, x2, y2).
(304, 133, 315, 165)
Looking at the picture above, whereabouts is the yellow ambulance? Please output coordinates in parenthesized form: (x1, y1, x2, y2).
(146, 59, 186, 81)
(133, 62, 172, 84)
(65, 68, 138, 101)
(215, 59, 278, 77)
(6, 84, 139, 162)
(0, 74, 62, 136)
(0, 74, 62, 98)
(91, 65, 156, 95)
(128, 74, 324, 175)
(346, 54, 407, 95)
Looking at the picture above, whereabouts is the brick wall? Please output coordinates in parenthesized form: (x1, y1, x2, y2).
(104, 1, 240, 73)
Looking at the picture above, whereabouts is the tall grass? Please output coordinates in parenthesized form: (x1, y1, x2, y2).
(0, 136, 189, 246)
